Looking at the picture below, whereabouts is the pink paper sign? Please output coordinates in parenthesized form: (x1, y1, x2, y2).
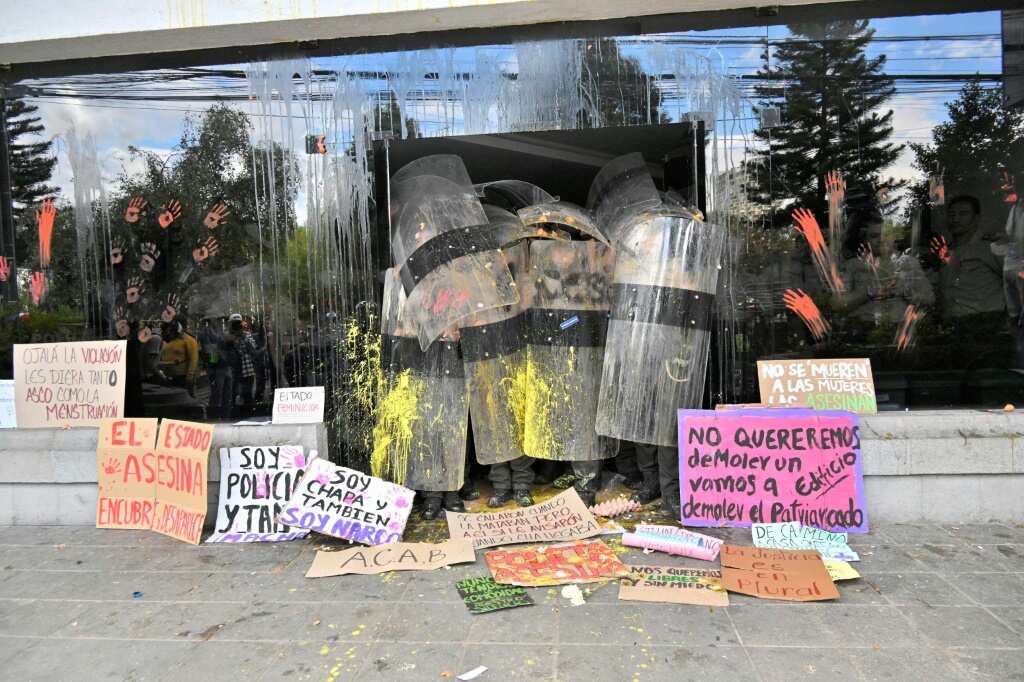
(678, 408, 867, 533)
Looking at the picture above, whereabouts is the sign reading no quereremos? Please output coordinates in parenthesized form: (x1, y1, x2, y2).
(15, 340, 126, 428)
(272, 386, 325, 424)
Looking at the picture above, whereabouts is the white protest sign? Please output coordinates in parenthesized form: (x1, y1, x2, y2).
(206, 445, 313, 543)
(272, 386, 325, 424)
(278, 458, 415, 545)
(14, 340, 126, 428)
(752, 521, 860, 561)
(0, 380, 15, 428)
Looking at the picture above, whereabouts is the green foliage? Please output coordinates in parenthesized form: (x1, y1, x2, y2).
(580, 39, 668, 128)
(747, 21, 902, 220)
(5, 96, 57, 220)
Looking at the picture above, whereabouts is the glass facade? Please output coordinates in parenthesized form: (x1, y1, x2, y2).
(1, 5, 1020, 460)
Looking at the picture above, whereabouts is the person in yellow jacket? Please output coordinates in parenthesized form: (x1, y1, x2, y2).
(160, 320, 199, 395)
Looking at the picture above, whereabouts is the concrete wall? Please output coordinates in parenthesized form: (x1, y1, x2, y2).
(1, 409, 1023, 525)
(0, 423, 329, 525)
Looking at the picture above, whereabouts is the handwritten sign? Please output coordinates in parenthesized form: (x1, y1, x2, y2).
(485, 539, 629, 587)
(272, 386, 325, 424)
(757, 358, 876, 413)
(150, 419, 214, 544)
(278, 458, 414, 545)
(306, 540, 475, 577)
(14, 340, 126, 428)
(456, 576, 534, 614)
(206, 446, 311, 543)
(621, 524, 722, 561)
(720, 544, 839, 601)
(824, 559, 860, 581)
(446, 488, 600, 550)
(752, 522, 859, 561)
(678, 408, 868, 533)
(618, 565, 728, 606)
(96, 418, 160, 531)
(0, 380, 16, 428)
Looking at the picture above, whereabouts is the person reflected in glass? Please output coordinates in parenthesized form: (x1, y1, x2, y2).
(159, 320, 199, 395)
(198, 316, 235, 420)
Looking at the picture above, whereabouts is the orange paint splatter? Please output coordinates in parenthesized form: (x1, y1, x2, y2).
(0, 255, 9, 282)
(930, 236, 951, 265)
(36, 198, 56, 268)
(894, 304, 925, 352)
(783, 288, 830, 341)
(792, 207, 844, 293)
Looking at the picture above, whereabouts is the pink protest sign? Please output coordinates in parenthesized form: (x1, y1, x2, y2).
(678, 408, 867, 533)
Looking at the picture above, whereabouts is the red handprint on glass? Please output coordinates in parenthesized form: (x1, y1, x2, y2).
(30, 272, 47, 305)
(125, 277, 145, 305)
(192, 237, 219, 265)
(158, 200, 182, 229)
(139, 242, 161, 273)
(0, 255, 8, 282)
(783, 288, 830, 341)
(36, 197, 56, 268)
(792, 208, 844, 293)
(124, 197, 148, 224)
(161, 293, 180, 323)
(930, 236, 951, 265)
(202, 202, 230, 230)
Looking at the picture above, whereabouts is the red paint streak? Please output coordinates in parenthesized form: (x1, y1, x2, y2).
(30, 271, 47, 305)
(930, 236, 951, 265)
(792, 207, 845, 293)
(783, 288, 830, 341)
(36, 198, 56, 268)
(894, 304, 926, 352)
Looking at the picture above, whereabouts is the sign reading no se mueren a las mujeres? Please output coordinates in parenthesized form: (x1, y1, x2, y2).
(678, 408, 868, 533)
(757, 358, 876, 414)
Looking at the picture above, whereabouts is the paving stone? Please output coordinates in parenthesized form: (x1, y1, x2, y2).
(948, 648, 1024, 680)
(907, 544, 1020, 573)
(363, 640, 468, 681)
(556, 602, 647, 645)
(842, 544, 930, 573)
(942, 523, 1024, 544)
(849, 647, 971, 681)
(0, 599, 88, 636)
(466, 600, 559, 644)
(988, 606, 1024, 635)
(461, 644, 557, 681)
(254, 641, 371, 681)
(374, 600, 475, 643)
(949, 572, 1024, 606)
(558, 643, 756, 682)
(746, 646, 857, 681)
(818, 605, 926, 648)
(729, 604, 844, 647)
(869, 572, 974, 606)
(4, 637, 191, 682)
(898, 606, 1023, 648)
(875, 524, 959, 546)
(634, 603, 739, 646)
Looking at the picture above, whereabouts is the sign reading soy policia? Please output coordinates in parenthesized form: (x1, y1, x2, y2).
(96, 418, 214, 544)
(678, 408, 868, 533)
(757, 358, 876, 414)
(15, 340, 127, 428)
(278, 458, 414, 545)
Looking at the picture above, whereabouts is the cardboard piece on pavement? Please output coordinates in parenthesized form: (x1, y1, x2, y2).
(279, 458, 415, 545)
(150, 419, 215, 544)
(96, 418, 159, 531)
(446, 488, 601, 550)
(618, 565, 729, 606)
(456, 575, 534, 614)
(306, 539, 475, 577)
(206, 445, 311, 543)
(14, 340, 127, 428)
(753, 521, 860, 561)
(720, 544, 839, 601)
(485, 539, 629, 587)
(823, 559, 861, 582)
(272, 386, 325, 424)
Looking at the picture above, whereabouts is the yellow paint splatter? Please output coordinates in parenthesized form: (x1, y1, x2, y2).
(319, 645, 330, 656)
(370, 369, 424, 485)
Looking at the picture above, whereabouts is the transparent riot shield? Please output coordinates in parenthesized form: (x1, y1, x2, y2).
(521, 238, 617, 461)
(460, 242, 530, 465)
(595, 210, 725, 446)
(390, 155, 518, 350)
(372, 269, 468, 492)
(518, 201, 611, 244)
(476, 180, 556, 213)
(586, 152, 662, 250)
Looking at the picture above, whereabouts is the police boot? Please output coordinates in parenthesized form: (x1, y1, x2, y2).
(488, 489, 513, 507)
(631, 471, 661, 505)
(443, 491, 465, 512)
(421, 493, 443, 520)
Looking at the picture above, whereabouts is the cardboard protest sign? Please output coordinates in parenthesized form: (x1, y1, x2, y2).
(150, 419, 214, 544)
(272, 386, 325, 424)
(456, 576, 534, 614)
(306, 539, 475, 577)
(14, 340, 127, 428)
(757, 358, 876, 413)
(486, 539, 629, 587)
(279, 458, 414, 545)
(446, 488, 601, 550)
(752, 522, 859, 561)
(823, 559, 861, 582)
(719, 544, 839, 601)
(618, 565, 729, 606)
(206, 446, 312, 543)
(96, 418, 159, 531)
(678, 408, 868, 533)
(621, 524, 722, 561)
(0, 380, 15, 428)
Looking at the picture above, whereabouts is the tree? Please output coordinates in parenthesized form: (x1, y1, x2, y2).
(580, 38, 669, 128)
(6, 96, 57, 218)
(747, 21, 902, 220)
(907, 79, 1024, 220)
